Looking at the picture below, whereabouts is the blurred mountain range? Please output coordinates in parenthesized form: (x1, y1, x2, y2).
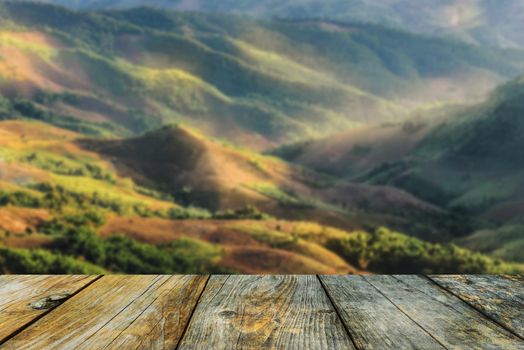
(34, 0, 524, 49)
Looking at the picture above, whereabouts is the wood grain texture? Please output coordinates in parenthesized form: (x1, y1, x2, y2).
(178, 275, 355, 350)
(365, 275, 524, 350)
(0, 275, 98, 343)
(320, 275, 445, 349)
(429, 275, 524, 339)
(2, 275, 207, 350)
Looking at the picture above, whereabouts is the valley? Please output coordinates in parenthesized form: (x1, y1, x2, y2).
(277, 74, 524, 263)
(0, 1, 523, 274)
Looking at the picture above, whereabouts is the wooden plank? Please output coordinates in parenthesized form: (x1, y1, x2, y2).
(365, 275, 524, 350)
(0, 275, 99, 343)
(178, 275, 355, 350)
(1, 275, 207, 350)
(429, 275, 524, 339)
(320, 275, 445, 349)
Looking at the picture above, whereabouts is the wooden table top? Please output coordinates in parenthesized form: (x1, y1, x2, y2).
(0, 275, 522, 349)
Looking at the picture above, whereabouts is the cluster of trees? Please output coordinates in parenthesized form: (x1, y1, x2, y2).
(0, 247, 106, 274)
(0, 92, 124, 136)
(0, 94, 10, 119)
(1, 182, 275, 222)
(52, 227, 222, 274)
(0, 211, 225, 274)
(24, 153, 116, 183)
(329, 227, 517, 274)
(1, 184, 150, 216)
(213, 205, 271, 220)
(33, 183, 127, 214)
(0, 191, 43, 208)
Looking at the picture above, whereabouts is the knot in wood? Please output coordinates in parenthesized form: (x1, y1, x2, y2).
(218, 310, 238, 319)
(29, 293, 71, 310)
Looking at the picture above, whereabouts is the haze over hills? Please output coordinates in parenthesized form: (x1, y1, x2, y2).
(2, 2, 524, 148)
(35, 0, 524, 49)
(276, 74, 524, 262)
(280, 74, 524, 216)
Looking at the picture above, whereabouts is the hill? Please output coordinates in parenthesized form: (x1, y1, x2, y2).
(79, 123, 459, 240)
(272, 113, 445, 179)
(277, 76, 524, 215)
(34, 0, 524, 49)
(1, 2, 524, 148)
(0, 118, 470, 241)
(275, 76, 524, 261)
(393, 76, 524, 218)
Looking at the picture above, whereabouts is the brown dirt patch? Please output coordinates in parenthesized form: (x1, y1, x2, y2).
(0, 162, 51, 184)
(101, 217, 267, 247)
(1, 234, 53, 249)
(0, 207, 50, 233)
(220, 246, 338, 274)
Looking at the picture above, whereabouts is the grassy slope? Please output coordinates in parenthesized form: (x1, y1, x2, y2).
(0, 119, 468, 241)
(456, 224, 524, 263)
(0, 120, 178, 213)
(408, 77, 524, 214)
(0, 117, 446, 232)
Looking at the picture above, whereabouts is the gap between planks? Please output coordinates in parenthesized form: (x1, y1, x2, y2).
(174, 275, 211, 350)
(320, 275, 524, 350)
(425, 275, 524, 342)
(316, 275, 359, 349)
(1, 275, 209, 349)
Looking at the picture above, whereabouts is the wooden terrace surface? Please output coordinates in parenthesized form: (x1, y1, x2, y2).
(0, 275, 522, 349)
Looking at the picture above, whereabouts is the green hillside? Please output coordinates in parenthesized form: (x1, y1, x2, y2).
(275, 75, 524, 262)
(1, 2, 524, 148)
(277, 75, 524, 214)
(402, 76, 524, 213)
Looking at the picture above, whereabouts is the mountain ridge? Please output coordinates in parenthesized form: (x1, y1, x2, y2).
(2, 2, 524, 148)
(30, 0, 524, 49)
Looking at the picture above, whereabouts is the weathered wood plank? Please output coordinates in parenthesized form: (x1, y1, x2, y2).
(1, 275, 207, 350)
(429, 275, 524, 339)
(0, 275, 99, 343)
(365, 275, 524, 350)
(320, 275, 445, 349)
(178, 275, 355, 350)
